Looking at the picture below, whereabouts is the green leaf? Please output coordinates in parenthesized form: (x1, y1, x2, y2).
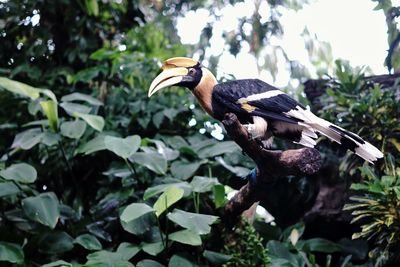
(22, 192, 60, 228)
(61, 92, 103, 106)
(38, 231, 74, 254)
(153, 187, 184, 217)
(190, 176, 220, 193)
(0, 182, 20, 197)
(169, 230, 202, 246)
(74, 234, 102, 251)
(141, 242, 164, 256)
(74, 112, 104, 132)
(42, 260, 73, 267)
(137, 259, 164, 267)
(76, 135, 106, 155)
(116, 242, 141, 260)
(11, 128, 43, 150)
(302, 238, 342, 253)
(213, 184, 225, 208)
(39, 231, 74, 254)
(60, 102, 92, 115)
(40, 100, 58, 131)
(0, 163, 37, 183)
(167, 209, 218, 235)
(120, 203, 154, 223)
(38, 88, 57, 102)
(130, 152, 167, 175)
(170, 160, 204, 180)
(0, 77, 40, 100)
(168, 254, 197, 267)
(84, 0, 99, 16)
(0, 242, 24, 264)
(105, 135, 141, 159)
(121, 212, 155, 236)
(267, 240, 299, 265)
(144, 182, 192, 200)
(60, 120, 87, 139)
(203, 250, 232, 265)
(197, 141, 239, 158)
(86, 243, 140, 266)
(359, 165, 378, 180)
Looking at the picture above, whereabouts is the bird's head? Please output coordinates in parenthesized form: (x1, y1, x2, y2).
(148, 57, 217, 97)
(148, 57, 217, 116)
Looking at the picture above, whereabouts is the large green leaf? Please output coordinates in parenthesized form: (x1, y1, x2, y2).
(0, 182, 20, 197)
(0, 242, 24, 264)
(144, 182, 192, 200)
(190, 176, 220, 193)
(0, 77, 40, 100)
(38, 231, 74, 254)
(76, 135, 106, 155)
(60, 120, 87, 139)
(169, 230, 202, 246)
(105, 135, 141, 159)
(203, 250, 232, 265)
(74, 112, 104, 132)
(11, 128, 43, 150)
(170, 160, 205, 180)
(40, 100, 58, 131)
(61, 92, 103, 106)
(60, 102, 92, 115)
(301, 238, 342, 253)
(0, 163, 37, 183)
(74, 234, 102, 251)
(130, 152, 167, 175)
(121, 212, 155, 236)
(213, 184, 225, 208)
(21, 192, 60, 228)
(141, 242, 164, 256)
(168, 254, 198, 267)
(137, 259, 164, 267)
(42, 260, 73, 267)
(86, 243, 140, 266)
(197, 141, 239, 158)
(120, 203, 154, 223)
(167, 209, 218, 235)
(153, 187, 184, 217)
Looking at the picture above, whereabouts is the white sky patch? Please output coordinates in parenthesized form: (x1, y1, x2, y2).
(279, 0, 388, 74)
(177, 0, 389, 85)
(176, 9, 210, 44)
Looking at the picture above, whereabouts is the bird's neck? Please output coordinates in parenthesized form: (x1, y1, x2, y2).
(192, 68, 217, 117)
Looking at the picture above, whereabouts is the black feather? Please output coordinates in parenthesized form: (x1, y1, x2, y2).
(211, 79, 302, 124)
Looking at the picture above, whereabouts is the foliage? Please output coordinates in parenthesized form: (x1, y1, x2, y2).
(0, 0, 398, 266)
(265, 223, 358, 267)
(0, 0, 256, 265)
(223, 220, 270, 267)
(344, 158, 400, 265)
(319, 60, 400, 265)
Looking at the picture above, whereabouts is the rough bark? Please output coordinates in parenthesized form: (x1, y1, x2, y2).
(221, 113, 321, 226)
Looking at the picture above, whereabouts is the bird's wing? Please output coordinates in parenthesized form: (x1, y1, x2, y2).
(212, 79, 383, 162)
(212, 79, 302, 124)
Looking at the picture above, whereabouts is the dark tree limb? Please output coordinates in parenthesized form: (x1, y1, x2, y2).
(221, 113, 321, 226)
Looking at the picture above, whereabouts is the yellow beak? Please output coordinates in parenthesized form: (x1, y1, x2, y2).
(148, 67, 189, 97)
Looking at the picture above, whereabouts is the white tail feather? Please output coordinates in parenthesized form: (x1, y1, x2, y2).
(288, 106, 384, 163)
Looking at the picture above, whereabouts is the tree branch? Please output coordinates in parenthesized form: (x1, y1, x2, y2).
(221, 113, 321, 226)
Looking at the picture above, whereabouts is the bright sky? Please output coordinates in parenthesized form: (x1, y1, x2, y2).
(177, 0, 391, 87)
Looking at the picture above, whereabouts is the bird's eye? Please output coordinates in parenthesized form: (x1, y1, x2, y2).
(188, 68, 196, 75)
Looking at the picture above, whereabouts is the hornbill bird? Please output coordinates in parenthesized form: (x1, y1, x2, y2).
(148, 57, 383, 163)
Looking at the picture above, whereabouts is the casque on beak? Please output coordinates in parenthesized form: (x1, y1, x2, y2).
(148, 67, 188, 97)
(148, 57, 199, 97)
